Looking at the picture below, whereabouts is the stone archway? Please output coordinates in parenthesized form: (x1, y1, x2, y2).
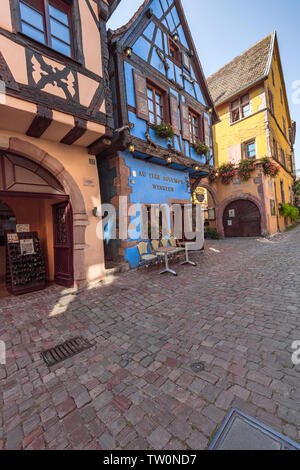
(217, 193, 267, 238)
(196, 182, 218, 209)
(0, 135, 89, 287)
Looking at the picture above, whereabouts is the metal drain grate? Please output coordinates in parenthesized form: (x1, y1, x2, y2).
(41, 336, 93, 367)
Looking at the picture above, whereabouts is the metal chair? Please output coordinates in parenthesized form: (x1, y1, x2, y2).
(150, 239, 163, 264)
(137, 241, 158, 268)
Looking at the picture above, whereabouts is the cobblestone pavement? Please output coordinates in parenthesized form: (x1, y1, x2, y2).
(1, 227, 300, 450)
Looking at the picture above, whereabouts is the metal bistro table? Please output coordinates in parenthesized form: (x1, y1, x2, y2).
(178, 242, 197, 267)
(155, 246, 178, 276)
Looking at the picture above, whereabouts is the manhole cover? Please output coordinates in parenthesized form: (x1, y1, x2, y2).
(190, 362, 205, 373)
(209, 408, 300, 450)
(41, 336, 93, 367)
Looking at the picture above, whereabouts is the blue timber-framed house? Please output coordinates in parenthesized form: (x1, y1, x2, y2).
(98, 0, 218, 269)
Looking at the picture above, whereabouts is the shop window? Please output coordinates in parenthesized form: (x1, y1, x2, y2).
(230, 93, 250, 123)
(245, 140, 256, 159)
(147, 83, 165, 125)
(19, 0, 72, 57)
(188, 110, 202, 144)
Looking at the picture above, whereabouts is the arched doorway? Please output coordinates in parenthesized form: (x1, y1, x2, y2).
(0, 137, 89, 292)
(193, 182, 218, 233)
(223, 199, 261, 237)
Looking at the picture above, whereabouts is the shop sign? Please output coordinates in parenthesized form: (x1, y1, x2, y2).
(20, 239, 35, 255)
(7, 233, 19, 244)
(16, 224, 30, 233)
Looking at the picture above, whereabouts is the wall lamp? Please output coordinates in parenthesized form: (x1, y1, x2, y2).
(125, 47, 132, 57)
(128, 143, 135, 153)
(172, 33, 179, 42)
(194, 165, 200, 171)
(166, 156, 172, 164)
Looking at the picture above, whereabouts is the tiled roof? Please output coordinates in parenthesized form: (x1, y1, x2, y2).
(207, 33, 274, 105)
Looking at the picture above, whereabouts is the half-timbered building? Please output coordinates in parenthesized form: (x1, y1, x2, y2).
(0, 0, 120, 293)
(100, 0, 217, 268)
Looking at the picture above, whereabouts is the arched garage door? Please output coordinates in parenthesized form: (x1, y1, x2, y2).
(223, 200, 261, 237)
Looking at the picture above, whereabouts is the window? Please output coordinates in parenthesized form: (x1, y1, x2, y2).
(273, 138, 278, 160)
(189, 110, 201, 144)
(19, 0, 72, 57)
(147, 83, 164, 125)
(283, 116, 287, 137)
(272, 69, 275, 87)
(270, 199, 276, 216)
(280, 180, 285, 203)
(168, 37, 180, 63)
(230, 93, 250, 123)
(280, 88, 283, 105)
(268, 89, 274, 114)
(280, 148, 285, 166)
(245, 140, 256, 159)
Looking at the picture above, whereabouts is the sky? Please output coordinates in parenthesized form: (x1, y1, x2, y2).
(108, 0, 300, 174)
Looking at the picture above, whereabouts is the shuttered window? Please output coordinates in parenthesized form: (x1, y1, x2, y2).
(132, 69, 150, 122)
(180, 101, 190, 141)
(203, 116, 210, 147)
(169, 93, 180, 136)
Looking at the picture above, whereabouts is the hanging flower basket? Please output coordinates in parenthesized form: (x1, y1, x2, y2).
(192, 141, 210, 156)
(153, 123, 174, 142)
(237, 158, 257, 181)
(262, 157, 280, 178)
(218, 163, 236, 185)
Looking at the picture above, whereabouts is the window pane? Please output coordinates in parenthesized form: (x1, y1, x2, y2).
(242, 104, 250, 117)
(49, 5, 69, 26)
(149, 112, 155, 124)
(51, 37, 71, 56)
(156, 103, 161, 115)
(148, 100, 154, 112)
(21, 21, 46, 43)
(147, 88, 153, 98)
(50, 18, 70, 43)
(157, 115, 162, 124)
(241, 94, 249, 104)
(155, 93, 162, 104)
(247, 143, 256, 158)
(20, 2, 44, 31)
(232, 109, 240, 122)
(231, 99, 239, 109)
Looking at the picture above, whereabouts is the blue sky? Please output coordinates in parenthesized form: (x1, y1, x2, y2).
(108, 0, 300, 173)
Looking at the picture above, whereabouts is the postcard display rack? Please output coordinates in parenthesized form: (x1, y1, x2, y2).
(6, 232, 46, 295)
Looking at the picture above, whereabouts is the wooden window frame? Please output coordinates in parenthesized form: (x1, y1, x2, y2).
(273, 138, 278, 160)
(168, 36, 181, 64)
(268, 89, 275, 115)
(188, 109, 202, 144)
(283, 116, 287, 137)
(18, 0, 74, 58)
(243, 139, 256, 160)
(146, 80, 168, 126)
(230, 93, 250, 123)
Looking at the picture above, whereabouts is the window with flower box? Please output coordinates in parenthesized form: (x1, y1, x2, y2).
(19, 0, 73, 57)
(146, 83, 167, 126)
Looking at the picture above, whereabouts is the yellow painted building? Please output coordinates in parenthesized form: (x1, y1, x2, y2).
(204, 32, 296, 238)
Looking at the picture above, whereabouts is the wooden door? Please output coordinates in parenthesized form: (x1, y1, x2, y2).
(223, 200, 261, 237)
(53, 201, 74, 287)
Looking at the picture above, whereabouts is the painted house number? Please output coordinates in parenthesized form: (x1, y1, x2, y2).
(229, 209, 235, 217)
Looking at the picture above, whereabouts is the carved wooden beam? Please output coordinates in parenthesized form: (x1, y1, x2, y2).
(60, 118, 87, 145)
(88, 136, 112, 155)
(26, 105, 52, 138)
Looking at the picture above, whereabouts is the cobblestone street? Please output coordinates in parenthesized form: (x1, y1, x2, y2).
(1, 227, 300, 450)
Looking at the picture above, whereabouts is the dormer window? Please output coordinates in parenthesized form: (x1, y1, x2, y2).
(19, 0, 72, 57)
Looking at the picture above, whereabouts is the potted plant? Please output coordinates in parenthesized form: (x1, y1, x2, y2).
(262, 157, 280, 178)
(153, 123, 174, 143)
(192, 141, 210, 156)
(237, 158, 257, 181)
(218, 163, 236, 185)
